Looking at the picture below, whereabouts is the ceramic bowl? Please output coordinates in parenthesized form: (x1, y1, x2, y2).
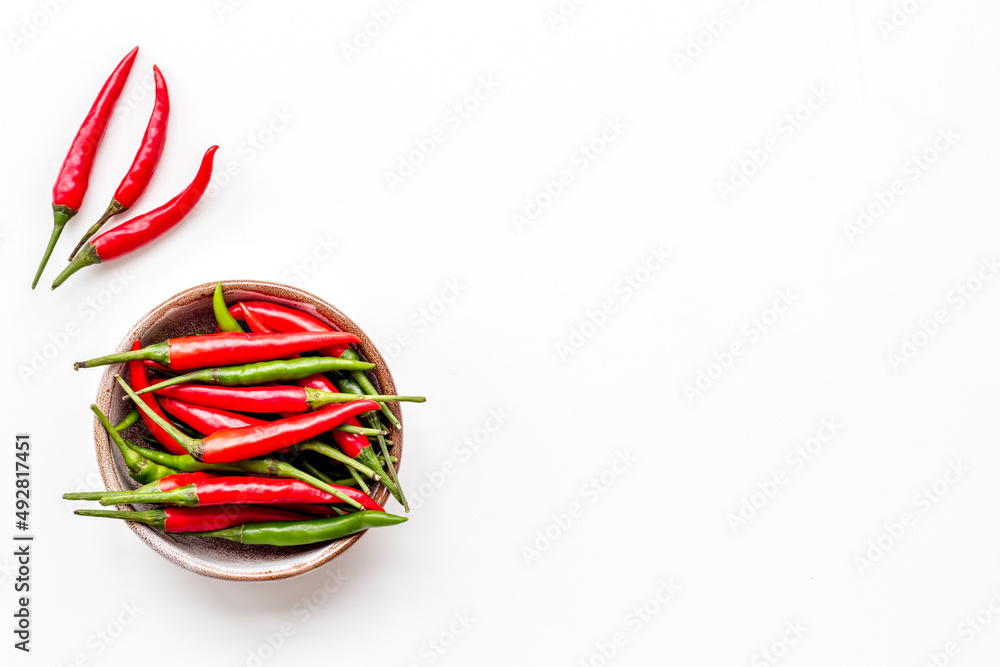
(91, 280, 401, 581)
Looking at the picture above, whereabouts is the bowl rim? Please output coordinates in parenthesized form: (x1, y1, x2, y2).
(92, 279, 402, 581)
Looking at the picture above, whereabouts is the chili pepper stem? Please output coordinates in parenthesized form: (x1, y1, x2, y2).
(355, 446, 397, 496)
(51, 243, 101, 290)
(92, 404, 176, 483)
(306, 389, 426, 409)
(69, 200, 124, 261)
(75, 508, 166, 530)
(295, 441, 380, 480)
(370, 415, 408, 512)
(76, 342, 170, 370)
(346, 466, 371, 496)
(32, 206, 75, 289)
(335, 424, 386, 436)
(98, 485, 198, 507)
(114, 375, 204, 459)
(64, 491, 114, 501)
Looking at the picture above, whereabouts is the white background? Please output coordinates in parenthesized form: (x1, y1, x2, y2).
(2, 1, 1000, 665)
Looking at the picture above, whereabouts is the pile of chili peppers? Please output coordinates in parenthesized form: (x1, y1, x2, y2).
(32, 46, 218, 290)
(65, 284, 420, 548)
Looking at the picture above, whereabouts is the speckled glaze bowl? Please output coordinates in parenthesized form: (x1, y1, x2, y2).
(92, 280, 402, 581)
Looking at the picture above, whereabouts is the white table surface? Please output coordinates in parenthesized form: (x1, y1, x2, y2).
(3, 1, 1000, 665)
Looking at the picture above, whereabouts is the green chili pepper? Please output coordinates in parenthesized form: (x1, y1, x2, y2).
(213, 282, 245, 333)
(92, 405, 177, 485)
(113, 409, 141, 432)
(136, 357, 375, 394)
(187, 511, 406, 546)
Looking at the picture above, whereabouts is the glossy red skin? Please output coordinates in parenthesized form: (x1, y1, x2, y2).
(92, 145, 217, 260)
(153, 384, 309, 414)
(163, 505, 307, 532)
(154, 471, 217, 492)
(53, 47, 138, 211)
(159, 396, 265, 435)
(164, 331, 359, 371)
(229, 301, 348, 358)
(185, 476, 383, 511)
(235, 302, 368, 458)
(128, 340, 186, 455)
(114, 64, 169, 208)
(200, 401, 379, 463)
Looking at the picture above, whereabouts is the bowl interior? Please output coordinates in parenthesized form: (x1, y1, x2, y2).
(93, 280, 401, 581)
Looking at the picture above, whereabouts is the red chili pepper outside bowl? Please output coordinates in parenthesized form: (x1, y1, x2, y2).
(89, 280, 403, 581)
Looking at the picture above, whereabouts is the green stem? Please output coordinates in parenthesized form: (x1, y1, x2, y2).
(74, 508, 166, 530)
(213, 281, 245, 333)
(92, 405, 177, 484)
(346, 465, 371, 496)
(50, 242, 101, 290)
(98, 485, 199, 507)
(334, 424, 386, 436)
(355, 446, 397, 497)
(305, 388, 426, 409)
(63, 491, 115, 501)
(68, 200, 124, 261)
(115, 375, 204, 459)
(75, 341, 169, 370)
(298, 458, 336, 485)
(368, 414, 407, 512)
(32, 205, 75, 289)
(295, 440, 380, 480)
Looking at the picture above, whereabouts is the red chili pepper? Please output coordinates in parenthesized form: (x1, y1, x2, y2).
(32, 46, 139, 289)
(198, 402, 379, 463)
(148, 383, 421, 416)
(74, 330, 361, 370)
(75, 505, 311, 532)
(51, 146, 218, 289)
(230, 301, 348, 358)
(93, 475, 384, 511)
(119, 374, 379, 463)
(68, 65, 170, 261)
(128, 340, 186, 455)
(154, 385, 310, 414)
(159, 396, 265, 435)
